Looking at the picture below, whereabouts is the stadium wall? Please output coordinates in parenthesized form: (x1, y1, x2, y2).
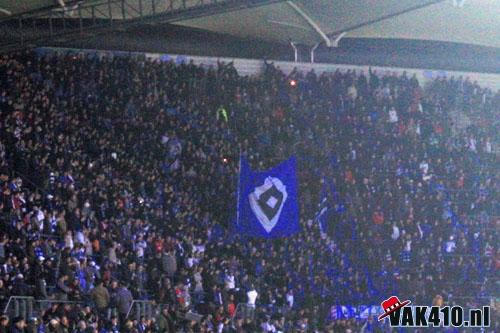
(46, 24, 500, 74)
(38, 47, 500, 91)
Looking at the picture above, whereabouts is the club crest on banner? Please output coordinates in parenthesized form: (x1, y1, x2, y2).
(237, 156, 299, 238)
(248, 177, 288, 233)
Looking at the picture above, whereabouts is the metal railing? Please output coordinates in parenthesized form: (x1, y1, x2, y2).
(125, 300, 156, 322)
(35, 299, 84, 313)
(3, 297, 87, 319)
(124, 299, 208, 324)
(3, 296, 35, 319)
(4, 297, 166, 322)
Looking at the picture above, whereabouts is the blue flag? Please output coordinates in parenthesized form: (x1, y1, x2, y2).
(314, 171, 345, 237)
(329, 177, 346, 214)
(237, 156, 300, 238)
(315, 179, 329, 235)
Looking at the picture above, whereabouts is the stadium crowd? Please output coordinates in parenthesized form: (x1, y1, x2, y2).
(0, 49, 497, 332)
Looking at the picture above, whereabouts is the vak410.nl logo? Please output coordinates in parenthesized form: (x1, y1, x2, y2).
(378, 296, 491, 328)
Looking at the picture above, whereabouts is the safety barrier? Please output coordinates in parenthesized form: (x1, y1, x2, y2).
(126, 300, 205, 324)
(3, 297, 34, 319)
(125, 300, 156, 322)
(3, 298, 89, 319)
(35, 299, 84, 314)
(4, 298, 160, 322)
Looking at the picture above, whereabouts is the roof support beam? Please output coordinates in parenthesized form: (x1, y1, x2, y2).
(326, 0, 447, 38)
(310, 42, 319, 63)
(290, 41, 298, 62)
(0, 8, 12, 16)
(286, 1, 333, 47)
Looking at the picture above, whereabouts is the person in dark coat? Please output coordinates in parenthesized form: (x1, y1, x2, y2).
(25, 318, 39, 333)
(154, 305, 174, 333)
(162, 251, 177, 278)
(115, 283, 133, 327)
(90, 279, 110, 320)
(10, 317, 26, 333)
(0, 315, 9, 333)
(11, 275, 29, 297)
(107, 316, 120, 333)
(46, 318, 63, 333)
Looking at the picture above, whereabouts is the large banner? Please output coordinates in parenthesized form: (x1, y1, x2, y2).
(329, 305, 383, 320)
(237, 157, 299, 238)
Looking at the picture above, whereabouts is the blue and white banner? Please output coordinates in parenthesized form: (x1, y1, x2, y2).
(314, 175, 345, 236)
(329, 305, 383, 320)
(237, 157, 299, 238)
(315, 179, 329, 235)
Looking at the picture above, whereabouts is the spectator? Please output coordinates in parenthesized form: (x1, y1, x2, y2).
(247, 284, 258, 308)
(162, 251, 177, 279)
(107, 316, 119, 333)
(115, 283, 133, 326)
(90, 279, 110, 318)
(0, 316, 9, 333)
(154, 306, 174, 333)
(10, 317, 26, 333)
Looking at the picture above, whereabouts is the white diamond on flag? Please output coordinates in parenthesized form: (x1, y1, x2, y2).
(266, 196, 279, 208)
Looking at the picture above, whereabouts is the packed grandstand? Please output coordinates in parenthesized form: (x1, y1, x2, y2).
(0, 49, 497, 333)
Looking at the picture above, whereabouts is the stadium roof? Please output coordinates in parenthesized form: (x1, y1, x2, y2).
(177, 0, 500, 49)
(0, 0, 498, 51)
